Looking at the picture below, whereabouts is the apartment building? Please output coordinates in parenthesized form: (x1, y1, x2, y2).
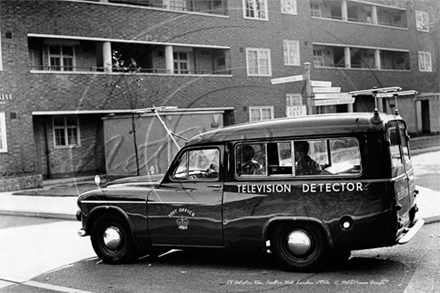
(0, 0, 438, 189)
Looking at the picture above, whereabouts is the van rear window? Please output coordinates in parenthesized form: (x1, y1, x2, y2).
(236, 138, 361, 177)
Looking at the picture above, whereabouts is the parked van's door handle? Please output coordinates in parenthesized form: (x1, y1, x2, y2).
(208, 185, 221, 189)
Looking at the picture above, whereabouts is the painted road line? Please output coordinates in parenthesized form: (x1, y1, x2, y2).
(23, 281, 94, 293)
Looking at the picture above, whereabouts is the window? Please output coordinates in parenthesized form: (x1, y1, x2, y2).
(286, 94, 306, 117)
(174, 52, 189, 74)
(0, 113, 7, 152)
(283, 40, 300, 66)
(236, 143, 267, 176)
(48, 45, 74, 71)
(281, 0, 297, 14)
(313, 49, 325, 67)
(172, 148, 220, 180)
(249, 106, 274, 122)
(244, 0, 268, 20)
(418, 51, 432, 72)
(246, 48, 271, 76)
(310, 3, 321, 17)
(415, 10, 430, 32)
(53, 116, 80, 148)
(388, 121, 410, 169)
(235, 138, 361, 177)
(169, 0, 186, 11)
(286, 94, 302, 106)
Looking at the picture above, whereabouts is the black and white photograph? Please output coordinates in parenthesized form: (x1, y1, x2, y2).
(0, 0, 439, 292)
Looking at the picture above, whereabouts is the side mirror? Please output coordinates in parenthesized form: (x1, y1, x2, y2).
(94, 175, 101, 188)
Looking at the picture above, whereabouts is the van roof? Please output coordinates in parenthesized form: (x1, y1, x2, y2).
(187, 112, 403, 145)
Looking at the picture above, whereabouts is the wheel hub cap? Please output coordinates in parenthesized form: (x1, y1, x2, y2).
(286, 230, 312, 256)
(103, 226, 122, 250)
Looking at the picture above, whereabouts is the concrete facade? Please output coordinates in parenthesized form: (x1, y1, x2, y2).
(0, 0, 439, 184)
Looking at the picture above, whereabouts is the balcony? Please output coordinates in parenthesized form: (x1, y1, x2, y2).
(380, 50, 410, 70)
(105, 0, 228, 16)
(28, 37, 231, 75)
(313, 44, 410, 71)
(313, 45, 346, 68)
(310, 0, 407, 29)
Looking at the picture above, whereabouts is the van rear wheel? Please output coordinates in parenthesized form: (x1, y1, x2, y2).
(271, 223, 329, 272)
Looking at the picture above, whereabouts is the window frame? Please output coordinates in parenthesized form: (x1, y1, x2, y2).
(310, 3, 321, 17)
(418, 51, 432, 72)
(170, 147, 221, 182)
(313, 49, 325, 67)
(246, 48, 272, 76)
(53, 115, 81, 149)
(169, 0, 187, 11)
(283, 40, 300, 66)
(281, 0, 297, 15)
(249, 106, 274, 122)
(48, 45, 75, 71)
(173, 51, 190, 74)
(415, 10, 430, 32)
(243, 0, 268, 20)
(0, 112, 7, 153)
(235, 143, 268, 177)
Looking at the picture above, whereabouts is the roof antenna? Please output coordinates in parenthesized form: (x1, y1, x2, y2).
(393, 93, 399, 116)
(370, 87, 382, 124)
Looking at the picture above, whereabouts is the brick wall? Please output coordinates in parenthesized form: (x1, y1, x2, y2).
(0, 174, 43, 192)
(33, 115, 105, 178)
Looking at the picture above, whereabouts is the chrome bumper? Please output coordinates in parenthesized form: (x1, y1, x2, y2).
(78, 229, 87, 237)
(397, 219, 425, 245)
(76, 210, 81, 221)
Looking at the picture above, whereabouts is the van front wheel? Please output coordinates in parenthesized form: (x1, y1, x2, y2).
(91, 214, 137, 264)
(271, 223, 329, 272)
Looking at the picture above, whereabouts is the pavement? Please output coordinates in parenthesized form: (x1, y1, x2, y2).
(0, 135, 439, 224)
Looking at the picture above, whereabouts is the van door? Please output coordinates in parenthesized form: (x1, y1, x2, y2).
(147, 146, 224, 247)
(387, 121, 412, 226)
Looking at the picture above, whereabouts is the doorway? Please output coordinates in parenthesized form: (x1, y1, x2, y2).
(421, 100, 431, 134)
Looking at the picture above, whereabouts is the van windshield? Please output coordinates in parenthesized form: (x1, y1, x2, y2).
(236, 138, 361, 177)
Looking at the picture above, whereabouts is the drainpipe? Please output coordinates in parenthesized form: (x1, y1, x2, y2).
(43, 117, 51, 179)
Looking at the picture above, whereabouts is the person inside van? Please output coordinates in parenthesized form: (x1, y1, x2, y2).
(294, 141, 322, 176)
(240, 144, 262, 175)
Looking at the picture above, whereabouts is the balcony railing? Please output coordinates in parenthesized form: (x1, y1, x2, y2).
(313, 14, 406, 28)
(29, 65, 231, 75)
(108, 0, 227, 16)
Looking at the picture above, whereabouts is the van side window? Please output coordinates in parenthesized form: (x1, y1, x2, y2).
(172, 148, 220, 180)
(294, 140, 323, 175)
(397, 121, 410, 164)
(323, 138, 361, 175)
(236, 144, 267, 176)
(387, 121, 410, 169)
(388, 122, 403, 168)
(235, 138, 361, 178)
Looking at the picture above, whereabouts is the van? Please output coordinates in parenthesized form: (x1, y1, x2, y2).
(76, 110, 424, 271)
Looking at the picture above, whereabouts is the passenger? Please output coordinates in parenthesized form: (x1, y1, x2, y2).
(240, 145, 261, 175)
(294, 141, 322, 175)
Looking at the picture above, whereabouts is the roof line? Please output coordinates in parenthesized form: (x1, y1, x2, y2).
(32, 107, 234, 116)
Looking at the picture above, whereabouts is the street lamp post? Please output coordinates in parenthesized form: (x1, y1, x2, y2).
(304, 62, 313, 115)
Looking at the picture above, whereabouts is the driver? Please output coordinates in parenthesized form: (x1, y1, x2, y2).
(240, 145, 261, 175)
